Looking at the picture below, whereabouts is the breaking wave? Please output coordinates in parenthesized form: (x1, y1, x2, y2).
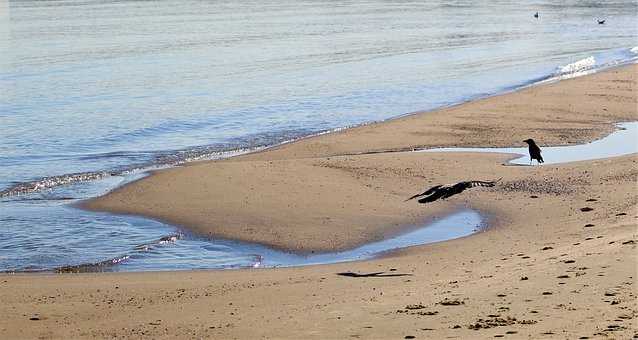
(557, 56, 597, 76)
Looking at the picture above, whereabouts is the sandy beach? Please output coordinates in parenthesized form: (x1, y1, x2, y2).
(2, 65, 637, 339)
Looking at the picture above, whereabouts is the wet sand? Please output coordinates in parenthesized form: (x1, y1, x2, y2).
(2, 65, 637, 339)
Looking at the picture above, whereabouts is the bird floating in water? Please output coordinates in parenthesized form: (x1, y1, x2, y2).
(406, 179, 500, 204)
(523, 138, 544, 165)
(598, 19, 605, 25)
(534, 12, 539, 18)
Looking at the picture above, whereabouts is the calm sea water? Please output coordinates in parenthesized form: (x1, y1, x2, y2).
(1, 0, 637, 271)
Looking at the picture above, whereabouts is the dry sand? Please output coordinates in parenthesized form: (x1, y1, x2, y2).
(2, 65, 637, 339)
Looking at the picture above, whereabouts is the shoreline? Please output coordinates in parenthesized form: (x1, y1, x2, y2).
(2, 64, 636, 339)
(82, 64, 637, 253)
(1, 61, 632, 200)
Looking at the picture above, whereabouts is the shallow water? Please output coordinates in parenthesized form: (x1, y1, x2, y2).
(1, 0, 638, 271)
(423, 122, 638, 165)
(1, 201, 482, 272)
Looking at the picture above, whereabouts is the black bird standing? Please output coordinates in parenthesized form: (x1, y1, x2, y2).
(523, 138, 544, 165)
(406, 179, 500, 204)
(534, 12, 539, 18)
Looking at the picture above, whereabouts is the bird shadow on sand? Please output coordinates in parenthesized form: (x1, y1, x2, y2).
(337, 271, 413, 278)
(501, 163, 531, 167)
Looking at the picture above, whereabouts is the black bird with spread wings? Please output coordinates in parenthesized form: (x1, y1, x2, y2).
(523, 138, 544, 165)
(406, 179, 500, 204)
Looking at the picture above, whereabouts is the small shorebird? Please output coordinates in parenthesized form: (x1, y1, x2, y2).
(406, 179, 500, 204)
(523, 138, 544, 165)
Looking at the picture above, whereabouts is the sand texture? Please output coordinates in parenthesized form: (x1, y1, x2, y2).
(1, 65, 637, 339)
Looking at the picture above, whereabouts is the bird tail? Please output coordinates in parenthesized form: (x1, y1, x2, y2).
(469, 178, 502, 187)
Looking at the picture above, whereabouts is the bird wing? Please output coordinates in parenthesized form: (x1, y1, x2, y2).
(405, 185, 443, 201)
(530, 144, 542, 156)
(418, 189, 445, 203)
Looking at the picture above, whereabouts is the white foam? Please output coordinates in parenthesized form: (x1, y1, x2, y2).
(558, 56, 596, 75)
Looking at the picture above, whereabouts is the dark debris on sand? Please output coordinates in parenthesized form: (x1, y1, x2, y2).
(397, 304, 439, 316)
(497, 177, 586, 195)
(438, 298, 464, 306)
(468, 316, 537, 330)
